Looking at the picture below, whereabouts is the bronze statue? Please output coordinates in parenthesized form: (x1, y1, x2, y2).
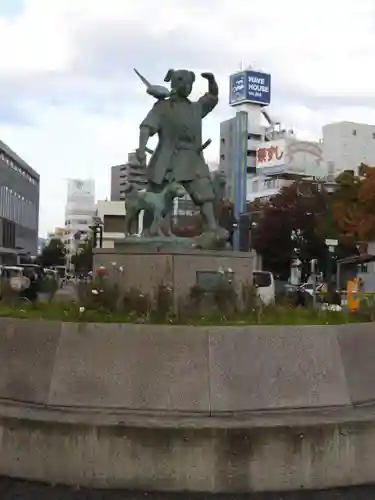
(123, 181, 185, 237)
(129, 68, 228, 248)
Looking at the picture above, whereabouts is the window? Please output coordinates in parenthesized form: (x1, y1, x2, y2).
(248, 133, 262, 140)
(221, 137, 225, 144)
(372, 132, 375, 139)
(247, 150, 256, 157)
(103, 214, 124, 233)
(220, 154, 225, 160)
(352, 129, 357, 136)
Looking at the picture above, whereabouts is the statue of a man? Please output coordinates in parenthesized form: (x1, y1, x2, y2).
(136, 69, 220, 235)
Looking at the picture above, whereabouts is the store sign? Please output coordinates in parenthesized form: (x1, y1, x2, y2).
(67, 179, 95, 200)
(256, 139, 286, 172)
(229, 70, 271, 106)
(256, 139, 324, 176)
(256, 144, 284, 164)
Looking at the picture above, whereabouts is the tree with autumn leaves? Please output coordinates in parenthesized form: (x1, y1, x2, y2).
(251, 181, 331, 279)
(250, 177, 363, 279)
(331, 164, 375, 246)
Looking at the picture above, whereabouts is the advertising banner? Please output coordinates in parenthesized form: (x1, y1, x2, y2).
(67, 179, 95, 201)
(256, 139, 286, 174)
(256, 139, 324, 176)
(230, 70, 271, 106)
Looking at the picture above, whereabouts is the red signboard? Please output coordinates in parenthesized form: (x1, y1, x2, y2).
(256, 145, 284, 164)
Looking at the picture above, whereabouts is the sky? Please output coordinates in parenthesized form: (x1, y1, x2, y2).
(1, 0, 375, 236)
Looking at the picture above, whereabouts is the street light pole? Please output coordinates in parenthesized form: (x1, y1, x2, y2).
(322, 181, 338, 289)
(290, 229, 302, 285)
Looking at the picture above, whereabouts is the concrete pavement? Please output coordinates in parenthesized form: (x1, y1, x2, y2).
(1, 478, 375, 499)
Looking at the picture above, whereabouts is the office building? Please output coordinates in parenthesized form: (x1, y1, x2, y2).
(219, 116, 266, 201)
(111, 152, 147, 201)
(37, 237, 46, 255)
(64, 179, 96, 269)
(322, 121, 375, 176)
(0, 139, 39, 262)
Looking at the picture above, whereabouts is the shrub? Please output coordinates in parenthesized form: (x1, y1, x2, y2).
(122, 288, 151, 318)
(0, 279, 19, 305)
(212, 282, 237, 319)
(152, 284, 174, 323)
(39, 277, 59, 302)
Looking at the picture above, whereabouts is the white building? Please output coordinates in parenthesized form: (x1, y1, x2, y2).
(64, 178, 96, 268)
(322, 121, 375, 176)
(96, 200, 126, 248)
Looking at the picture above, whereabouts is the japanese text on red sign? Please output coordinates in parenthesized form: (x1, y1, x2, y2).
(256, 145, 284, 164)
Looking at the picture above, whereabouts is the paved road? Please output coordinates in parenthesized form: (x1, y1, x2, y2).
(1, 478, 375, 500)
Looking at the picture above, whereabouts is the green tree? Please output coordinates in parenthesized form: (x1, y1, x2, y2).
(39, 239, 66, 268)
(71, 238, 93, 273)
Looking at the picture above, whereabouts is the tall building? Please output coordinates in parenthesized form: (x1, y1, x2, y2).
(111, 152, 147, 201)
(0, 139, 39, 262)
(219, 117, 265, 201)
(322, 121, 375, 176)
(37, 237, 46, 255)
(64, 179, 95, 269)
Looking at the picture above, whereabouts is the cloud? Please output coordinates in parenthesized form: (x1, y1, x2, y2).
(0, 0, 374, 235)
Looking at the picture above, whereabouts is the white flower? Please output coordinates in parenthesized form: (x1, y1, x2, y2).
(331, 304, 342, 312)
(111, 262, 117, 267)
(99, 289, 104, 293)
(228, 268, 233, 273)
(321, 303, 342, 312)
(79, 306, 85, 313)
(99, 265, 105, 270)
(92, 289, 99, 295)
(119, 266, 124, 272)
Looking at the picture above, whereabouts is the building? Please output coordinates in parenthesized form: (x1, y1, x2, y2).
(220, 116, 265, 201)
(37, 237, 46, 255)
(111, 152, 147, 201)
(64, 179, 96, 269)
(46, 227, 65, 243)
(96, 200, 126, 248)
(322, 121, 375, 176)
(0, 139, 39, 263)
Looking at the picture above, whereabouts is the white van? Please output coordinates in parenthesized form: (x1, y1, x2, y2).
(253, 271, 275, 306)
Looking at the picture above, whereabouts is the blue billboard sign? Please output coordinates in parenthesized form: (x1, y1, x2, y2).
(229, 70, 271, 106)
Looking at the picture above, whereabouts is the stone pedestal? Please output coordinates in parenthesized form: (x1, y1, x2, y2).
(93, 241, 259, 309)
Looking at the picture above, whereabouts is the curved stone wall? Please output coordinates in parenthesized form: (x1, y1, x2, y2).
(0, 318, 375, 492)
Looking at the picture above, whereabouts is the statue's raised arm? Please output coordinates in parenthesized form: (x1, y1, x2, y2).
(199, 72, 219, 118)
